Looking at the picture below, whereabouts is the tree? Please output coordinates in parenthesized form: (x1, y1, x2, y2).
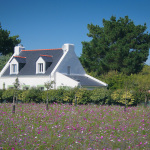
(0, 53, 12, 71)
(44, 81, 55, 110)
(12, 77, 20, 113)
(0, 23, 21, 55)
(134, 66, 150, 107)
(80, 16, 150, 75)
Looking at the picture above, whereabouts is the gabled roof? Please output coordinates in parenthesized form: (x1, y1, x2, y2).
(2, 48, 63, 76)
(65, 75, 106, 87)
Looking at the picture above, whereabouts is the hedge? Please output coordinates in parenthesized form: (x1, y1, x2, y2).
(0, 87, 147, 106)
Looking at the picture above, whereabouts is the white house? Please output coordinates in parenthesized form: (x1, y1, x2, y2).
(0, 43, 107, 90)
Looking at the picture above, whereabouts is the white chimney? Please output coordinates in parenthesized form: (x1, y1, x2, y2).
(62, 43, 74, 53)
(14, 44, 25, 56)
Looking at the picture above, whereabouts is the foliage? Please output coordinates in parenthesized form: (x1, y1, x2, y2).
(19, 87, 42, 103)
(111, 89, 135, 106)
(44, 80, 55, 90)
(100, 71, 128, 90)
(2, 89, 15, 102)
(90, 88, 109, 104)
(0, 53, 12, 71)
(42, 90, 59, 103)
(63, 88, 76, 104)
(75, 88, 92, 104)
(0, 89, 3, 102)
(0, 23, 21, 55)
(80, 16, 150, 75)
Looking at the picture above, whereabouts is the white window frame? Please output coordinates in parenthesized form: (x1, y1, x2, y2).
(12, 64, 17, 73)
(10, 58, 19, 74)
(36, 57, 46, 74)
(38, 63, 44, 73)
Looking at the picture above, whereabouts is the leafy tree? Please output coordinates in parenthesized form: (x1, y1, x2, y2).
(80, 16, 150, 75)
(134, 73, 150, 107)
(0, 23, 21, 55)
(44, 81, 55, 110)
(111, 89, 135, 106)
(0, 53, 12, 71)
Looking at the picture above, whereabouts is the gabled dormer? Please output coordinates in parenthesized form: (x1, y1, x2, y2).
(36, 55, 53, 74)
(10, 56, 26, 74)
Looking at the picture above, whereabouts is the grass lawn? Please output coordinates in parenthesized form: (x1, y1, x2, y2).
(0, 103, 150, 150)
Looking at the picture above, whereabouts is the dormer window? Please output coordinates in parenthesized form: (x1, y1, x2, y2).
(10, 56, 26, 75)
(38, 63, 44, 73)
(12, 64, 17, 73)
(36, 55, 53, 74)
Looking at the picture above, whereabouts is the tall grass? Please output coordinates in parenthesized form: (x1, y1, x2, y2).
(0, 103, 150, 149)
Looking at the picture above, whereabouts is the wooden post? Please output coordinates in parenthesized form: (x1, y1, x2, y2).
(75, 95, 77, 106)
(12, 96, 15, 113)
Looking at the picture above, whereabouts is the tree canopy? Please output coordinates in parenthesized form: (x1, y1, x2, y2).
(0, 23, 21, 55)
(80, 16, 150, 75)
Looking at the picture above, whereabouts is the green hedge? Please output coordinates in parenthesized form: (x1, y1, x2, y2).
(0, 87, 147, 106)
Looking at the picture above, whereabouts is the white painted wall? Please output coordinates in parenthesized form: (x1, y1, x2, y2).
(51, 44, 86, 77)
(55, 72, 80, 89)
(0, 76, 51, 89)
(14, 45, 25, 56)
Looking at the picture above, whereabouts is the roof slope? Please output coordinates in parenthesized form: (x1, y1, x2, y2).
(65, 75, 105, 87)
(2, 48, 63, 76)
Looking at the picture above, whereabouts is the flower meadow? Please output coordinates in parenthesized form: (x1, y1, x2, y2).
(0, 103, 150, 150)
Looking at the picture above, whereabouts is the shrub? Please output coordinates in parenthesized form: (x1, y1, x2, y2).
(2, 89, 15, 102)
(111, 89, 135, 106)
(75, 88, 92, 104)
(63, 88, 76, 104)
(19, 87, 42, 103)
(90, 88, 109, 104)
(42, 89, 60, 103)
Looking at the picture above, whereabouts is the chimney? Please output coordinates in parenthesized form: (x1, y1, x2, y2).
(62, 43, 74, 53)
(14, 44, 25, 56)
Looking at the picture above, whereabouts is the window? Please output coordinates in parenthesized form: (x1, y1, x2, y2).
(38, 87, 44, 91)
(67, 66, 70, 75)
(38, 63, 43, 73)
(23, 87, 29, 90)
(12, 64, 17, 73)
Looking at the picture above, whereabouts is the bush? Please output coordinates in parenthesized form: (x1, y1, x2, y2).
(111, 89, 135, 106)
(2, 89, 15, 102)
(42, 89, 60, 103)
(90, 88, 109, 105)
(63, 88, 76, 104)
(19, 87, 42, 103)
(75, 88, 92, 105)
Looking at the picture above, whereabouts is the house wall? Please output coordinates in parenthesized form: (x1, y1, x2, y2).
(52, 44, 86, 77)
(55, 72, 80, 89)
(0, 76, 51, 90)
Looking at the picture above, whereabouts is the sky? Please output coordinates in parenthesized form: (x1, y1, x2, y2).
(1, 0, 150, 64)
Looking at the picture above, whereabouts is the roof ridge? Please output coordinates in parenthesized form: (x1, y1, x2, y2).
(22, 48, 62, 51)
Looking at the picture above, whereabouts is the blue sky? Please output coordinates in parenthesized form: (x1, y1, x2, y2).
(1, 0, 150, 64)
